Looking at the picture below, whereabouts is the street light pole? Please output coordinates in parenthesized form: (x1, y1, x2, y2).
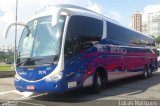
(14, 0, 18, 68)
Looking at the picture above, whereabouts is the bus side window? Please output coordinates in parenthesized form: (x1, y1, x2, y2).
(64, 36, 80, 58)
(64, 15, 103, 59)
(79, 37, 99, 51)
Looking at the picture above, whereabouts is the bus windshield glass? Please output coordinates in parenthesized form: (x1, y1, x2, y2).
(18, 15, 66, 59)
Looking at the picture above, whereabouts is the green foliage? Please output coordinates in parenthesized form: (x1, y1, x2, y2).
(0, 52, 14, 63)
(155, 36, 160, 47)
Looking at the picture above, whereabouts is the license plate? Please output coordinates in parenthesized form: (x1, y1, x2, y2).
(27, 85, 35, 90)
(68, 81, 77, 88)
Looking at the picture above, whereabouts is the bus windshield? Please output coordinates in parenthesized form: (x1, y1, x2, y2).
(18, 15, 66, 59)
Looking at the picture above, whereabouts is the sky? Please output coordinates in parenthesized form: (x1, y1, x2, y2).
(0, 0, 160, 47)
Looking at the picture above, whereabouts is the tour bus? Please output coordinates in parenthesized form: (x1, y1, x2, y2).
(4, 4, 158, 93)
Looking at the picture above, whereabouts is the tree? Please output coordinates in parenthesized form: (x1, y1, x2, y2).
(155, 36, 160, 47)
(0, 51, 14, 64)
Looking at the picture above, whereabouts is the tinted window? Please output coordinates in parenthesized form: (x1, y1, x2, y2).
(67, 16, 103, 37)
(107, 21, 155, 46)
(65, 16, 103, 58)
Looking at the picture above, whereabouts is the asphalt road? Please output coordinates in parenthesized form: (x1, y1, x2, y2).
(0, 70, 160, 106)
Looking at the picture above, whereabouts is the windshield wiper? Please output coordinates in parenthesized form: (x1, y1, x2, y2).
(32, 59, 54, 65)
(16, 58, 30, 67)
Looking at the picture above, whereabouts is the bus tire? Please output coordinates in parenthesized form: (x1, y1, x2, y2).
(148, 66, 152, 77)
(142, 65, 148, 79)
(92, 71, 104, 93)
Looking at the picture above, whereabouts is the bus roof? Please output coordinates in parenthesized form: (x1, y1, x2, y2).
(29, 4, 118, 24)
(29, 4, 154, 40)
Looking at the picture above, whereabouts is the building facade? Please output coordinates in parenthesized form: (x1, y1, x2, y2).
(142, 22, 148, 35)
(131, 11, 142, 32)
(147, 11, 160, 38)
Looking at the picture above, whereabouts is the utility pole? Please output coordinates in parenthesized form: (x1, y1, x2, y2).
(14, 0, 18, 68)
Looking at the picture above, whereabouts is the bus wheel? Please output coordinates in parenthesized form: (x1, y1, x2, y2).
(142, 66, 148, 79)
(92, 71, 104, 93)
(147, 67, 152, 77)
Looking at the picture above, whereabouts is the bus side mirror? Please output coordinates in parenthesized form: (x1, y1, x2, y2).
(52, 7, 61, 27)
(3, 22, 27, 68)
(52, 13, 59, 27)
(52, 8, 69, 26)
(3, 24, 11, 39)
(3, 22, 26, 39)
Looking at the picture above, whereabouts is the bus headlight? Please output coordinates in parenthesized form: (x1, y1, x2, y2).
(14, 74, 21, 81)
(45, 71, 63, 82)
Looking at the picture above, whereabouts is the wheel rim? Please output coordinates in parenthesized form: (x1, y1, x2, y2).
(144, 69, 148, 78)
(97, 76, 102, 87)
(144, 71, 147, 78)
(148, 69, 152, 76)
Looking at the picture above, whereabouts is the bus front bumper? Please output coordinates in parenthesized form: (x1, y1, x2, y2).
(14, 78, 82, 93)
(15, 80, 65, 93)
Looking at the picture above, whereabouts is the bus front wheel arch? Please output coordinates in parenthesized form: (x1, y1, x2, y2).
(91, 68, 107, 93)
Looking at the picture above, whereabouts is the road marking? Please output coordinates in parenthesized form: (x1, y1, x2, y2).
(16, 93, 48, 100)
(0, 90, 34, 100)
(19, 101, 45, 106)
(0, 90, 33, 97)
(0, 89, 47, 100)
(0, 90, 16, 95)
(14, 90, 33, 97)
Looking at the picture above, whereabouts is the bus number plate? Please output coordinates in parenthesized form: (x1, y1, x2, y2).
(27, 85, 35, 90)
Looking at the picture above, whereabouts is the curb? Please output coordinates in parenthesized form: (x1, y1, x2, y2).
(0, 71, 15, 78)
